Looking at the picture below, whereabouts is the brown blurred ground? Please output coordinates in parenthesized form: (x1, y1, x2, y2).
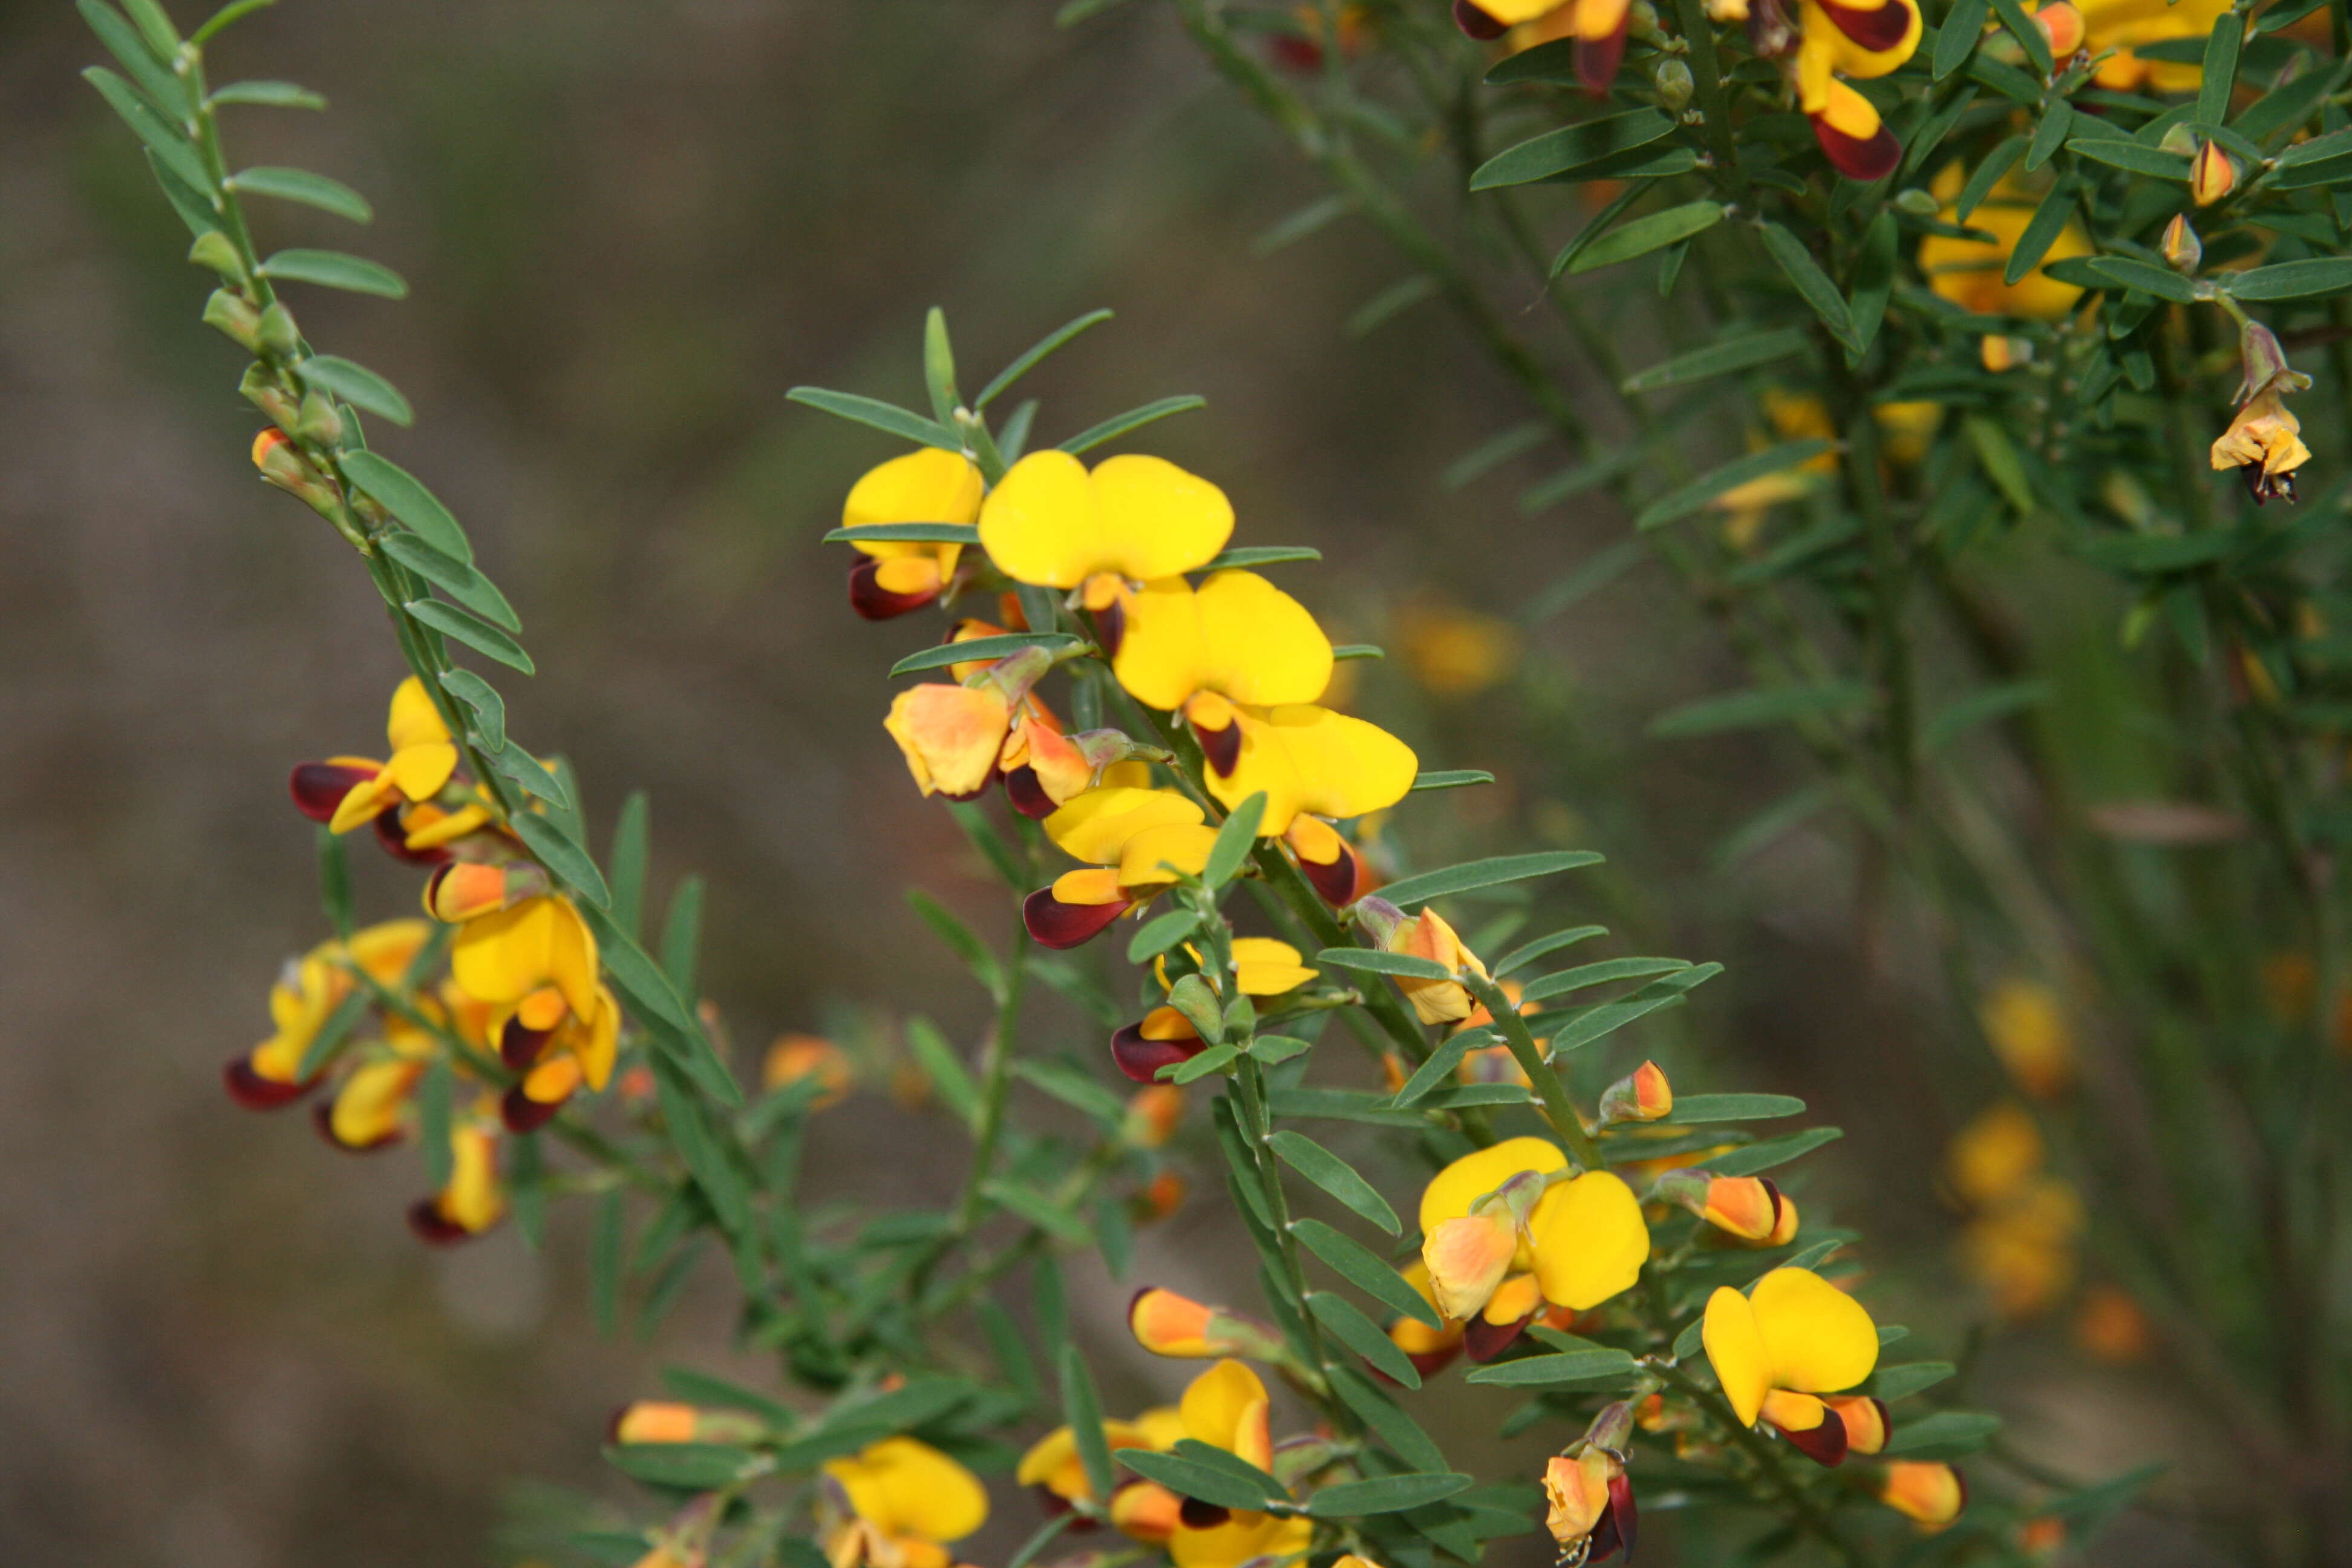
(0, 1, 2197, 1563)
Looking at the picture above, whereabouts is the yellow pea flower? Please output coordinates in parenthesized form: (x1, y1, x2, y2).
(1944, 1101, 2043, 1208)
(1017, 1406, 1186, 1538)
(1114, 571, 1334, 750)
(2069, 0, 2232, 92)
(1383, 906, 1488, 1025)
(1419, 1138, 1648, 1331)
(448, 892, 601, 1021)
(1919, 166, 2091, 319)
(494, 981, 622, 1132)
(1282, 814, 1371, 906)
(822, 1437, 990, 1568)
(1128, 1288, 1287, 1360)
(1701, 1267, 1881, 1435)
(226, 919, 433, 1106)
(1181, 1358, 1274, 1472)
(410, 1109, 506, 1243)
(1233, 937, 1318, 995)
(978, 450, 1233, 602)
(1169, 1510, 1312, 1568)
(315, 1012, 436, 1149)
(1027, 787, 1219, 949)
(1386, 1260, 1466, 1377)
(1795, 0, 1923, 179)
(2212, 384, 2312, 503)
(1203, 703, 1417, 835)
(289, 679, 488, 860)
(839, 448, 983, 620)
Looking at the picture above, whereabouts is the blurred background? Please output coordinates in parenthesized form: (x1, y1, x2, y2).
(1, 0, 2186, 1562)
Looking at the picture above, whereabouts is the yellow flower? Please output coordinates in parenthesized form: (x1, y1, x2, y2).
(1398, 603, 1519, 697)
(1385, 907, 1488, 1025)
(1979, 978, 2075, 1098)
(839, 449, 983, 619)
(978, 451, 1233, 601)
(1454, 0, 1635, 93)
(1944, 1100, 2043, 1208)
(1127, 1288, 1287, 1360)
(226, 919, 433, 1105)
(448, 893, 601, 1019)
(1027, 787, 1220, 949)
(1017, 1406, 1185, 1538)
(289, 678, 482, 858)
(1796, 0, 1922, 179)
(2071, 0, 2232, 92)
(1702, 1267, 1880, 1431)
(2212, 385, 2311, 503)
(1417, 1138, 1648, 1329)
(1959, 1176, 2083, 1317)
(1920, 167, 2091, 319)
(822, 1438, 989, 1568)
(1114, 570, 1334, 748)
(884, 683, 1014, 799)
(1202, 702, 1417, 835)
(410, 1108, 506, 1242)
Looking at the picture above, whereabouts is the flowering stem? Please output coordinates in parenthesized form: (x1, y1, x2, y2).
(1670, 0, 1743, 189)
(1648, 1362, 1870, 1568)
(1459, 969, 1602, 1169)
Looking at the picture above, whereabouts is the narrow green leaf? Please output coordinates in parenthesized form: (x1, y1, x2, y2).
(1469, 109, 1674, 189)
(1964, 415, 2035, 514)
(1926, 679, 2050, 750)
(1649, 681, 1867, 738)
(1117, 910, 1194, 967)
(1119, 1448, 1282, 1511)
(1348, 276, 1438, 339)
(1956, 136, 2027, 220)
(787, 386, 960, 451)
(888, 632, 1078, 676)
(649, 1054, 749, 1232)
(1883, 1410, 2002, 1459)
(1635, 439, 1835, 531)
(1059, 395, 1206, 455)
(1463, 1348, 1641, 1386)
(984, 1178, 1094, 1243)
(295, 355, 412, 426)
(483, 744, 569, 811)
(1059, 1345, 1118, 1509)
(1327, 1365, 1448, 1470)
(1269, 1087, 1429, 1127)
(380, 533, 518, 632)
(1201, 546, 1322, 570)
(1442, 422, 1548, 490)
(1539, 963, 1724, 1054)
(660, 874, 704, 998)
(1660, 1092, 1806, 1123)
(1331, 642, 1384, 661)
(119, 0, 178, 54)
(1865, 1361, 1958, 1400)
(1849, 211, 1896, 356)
(407, 598, 534, 675)
(1988, 0, 2052, 73)
(316, 823, 354, 938)
(659, 1367, 793, 1428)
(511, 810, 612, 907)
(906, 1015, 981, 1128)
(292, 986, 370, 1081)
(1549, 185, 1646, 279)
(1307, 1290, 1422, 1387)
(341, 450, 470, 562)
(261, 248, 407, 298)
(1569, 201, 1725, 274)
(77, 0, 191, 120)
(1706, 1126, 1843, 1175)
(921, 307, 961, 427)
(1307, 1473, 1473, 1517)
(1252, 194, 1357, 256)
(2197, 10, 2243, 126)
(1933, 0, 1988, 78)
(417, 1056, 455, 1188)
(608, 791, 652, 939)
(1376, 851, 1604, 907)
(1759, 223, 1857, 347)
(2225, 258, 2352, 299)
(1388, 1029, 1487, 1107)
(1410, 769, 1495, 791)
(1315, 947, 1452, 981)
(1621, 327, 1809, 393)
(605, 1442, 759, 1490)
(1270, 1130, 1400, 1234)
(2066, 135, 2189, 179)
(2085, 256, 2200, 302)
(910, 889, 1005, 995)
(82, 67, 209, 193)
(1010, 1059, 1127, 1128)
(231, 165, 371, 222)
(1169, 1042, 1240, 1086)
(1293, 1218, 1442, 1327)
(208, 79, 327, 109)
(1495, 926, 1607, 977)
(2004, 179, 2079, 285)
(1206, 792, 1266, 887)
(1518, 957, 1691, 1003)
(145, 148, 218, 238)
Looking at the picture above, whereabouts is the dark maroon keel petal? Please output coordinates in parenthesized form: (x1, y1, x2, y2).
(1463, 1310, 1535, 1363)
(312, 1100, 402, 1152)
(1298, 845, 1361, 906)
(1093, 599, 1126, 660)
(847, 557, 938, 621)
(1023, 887, 1130, 949)
(501, 1085, 564, 1134)
(1777, 1407, 1849, 1467)
(2243, 465, 2297, 504)
(498, 1016, 557, 1073)
(1815, 0, 1912, 48)
(1004, 765, 1056, 819)
(407, 1200, 472, 1244)
(373, 809, 451, 867)
(1452, 0, 1509, 38)
(1578, 24, 1629, 94)
(1177, 1497, 1231, 1531)
(224, 1056, 311, 1109)
(1811, 116, 1902, 181)
(289, 761, 376, 822)
(1609, 1469, 1638, 1561)
(1406, 1344, 1463, 1379)
(1194, 716, 1243, 777)
(1110, 1021, 1206, 1084)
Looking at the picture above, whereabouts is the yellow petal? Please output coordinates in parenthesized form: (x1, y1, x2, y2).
(1418, 1137, 1566, 1236)
(884, 684, 1011, 799)
(1117, 823, 1220, 890)
(1527, 1170, 1650, 1310)
(326, 771, 401, 834)
(822, 1437, 989, 1545)
(1703, 1285, 1774, 1426)
(1207, 704, 1417, 835)
(387, 675, 452, 751)
(1179, 1359, 1272, 1470)
(328, 1057, 423, 1147)
(1016, 1426, 1079, 1491)
(1044, 786, 1206, 864)
(842, 448, 982, 578)
(979, 451, 1233, 589)
(1423, 1212, 1516, 1321)
(449, 895, 600, 1018)
(1114, 571, 1333, 711)
(1752, 1266, 1880, 1394)
(1232, 936, 1317, 996)
(1170, 1511, 1312, 1568)
(385, 740, 460, 803)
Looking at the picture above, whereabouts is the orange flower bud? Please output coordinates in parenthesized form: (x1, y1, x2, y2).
(423, 861, 550, 923)
(612, 1400, 702, 1445)
(763, 1033, 853, 1108)
(2032, 1, 2083, 54)
(1880, 1461, 1966, 1530)
(1124, 1085, 1186, 1147)
(2192, 139, 2238, 206)
(2073, 1284, 2154, 1363)
(1598, 1060, 1672, 1124)
(1700, 1176, 1783, 1243)
(1824, 1394, 1890, 1456)
(2020, 1515, 2066, 1557)
(1126, 1289, 1282, 1359)
(2162, 214, 2202, 273)
(1132, 1170, 1187, 1224)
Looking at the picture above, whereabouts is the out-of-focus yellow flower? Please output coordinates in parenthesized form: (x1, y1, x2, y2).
(764, 1033, 852, 1108)
(1920, 166, 2090, 318)
(1398, 603, 1518, 698)
(1124, 1084, 1187, 1147)
(1880, 1460, 1967, 1531)
(822, 1438, 989, 1568)
(1945, 1101, 2043, 1208)
(1018, 1405, 1186, 1540)
(838, 449, 983, 620)
(2070, 0, 2232, 92)
(226, 919, 433, 1106)
(410, 1107, 506, 1242)
(1979, 978, 2076, 1098)
(1960, 1176, 2083, 1317)
(2074, 1283, 2155, 1362)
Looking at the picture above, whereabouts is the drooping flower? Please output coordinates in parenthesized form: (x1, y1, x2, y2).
(1115, 569, 1333, 769)
(1025, 787, 1219, 948)
(838, 448, 984, 619)
(226, 919, 434, 1107)
(1879, 1460, 1967, 1530)
(409, 1109, 507, 1242)
(2212, 368, 2313, 505)
(1417, 1138, 1649, 1353)
(1111, 938, 1318, 1082)
(1795, 0, 1923, 178)
(1701, 1267, 1881, 1463)
(290, 677, 488, 860)
(1543, 1404, 1638, 1564)
(977, 451, 1233, 610)
(1201, 703, 1417, 834)
(822, 1437, 990, 1568)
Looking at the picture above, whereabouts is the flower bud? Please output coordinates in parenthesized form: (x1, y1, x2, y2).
(2192, 140, 2238, 206)
(1980, 335, 2033, 372)
(257, 301, 302, 360)
(2161, 214, 2202, 273)
(610, 1400, 700, 1445)
(1598, 1060, 1672, 1124)
(1123, 1083, 1186, 1147)
(423, 861, 551, 923)
(1653, 58, 1694, 111)
(1126, 1287, 1284, 1359)
(1628, 0, 1660, 35)
(1881, 1461, 1966, 1530)
(1891, 186, 1940, 217)
(2033, 1, 2083, 54)
(187, 229, 247, 283)
(296, 390, 343, 446)
(240, 362, 299, 428)
(203, 287, 263, 351)
(1131, 1169, 1186, 1223)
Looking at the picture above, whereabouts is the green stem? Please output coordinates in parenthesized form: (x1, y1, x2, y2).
(1459, 968, 1602, 1169)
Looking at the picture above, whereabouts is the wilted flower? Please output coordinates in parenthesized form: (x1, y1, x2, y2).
(2212, 324, 2313, 504)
